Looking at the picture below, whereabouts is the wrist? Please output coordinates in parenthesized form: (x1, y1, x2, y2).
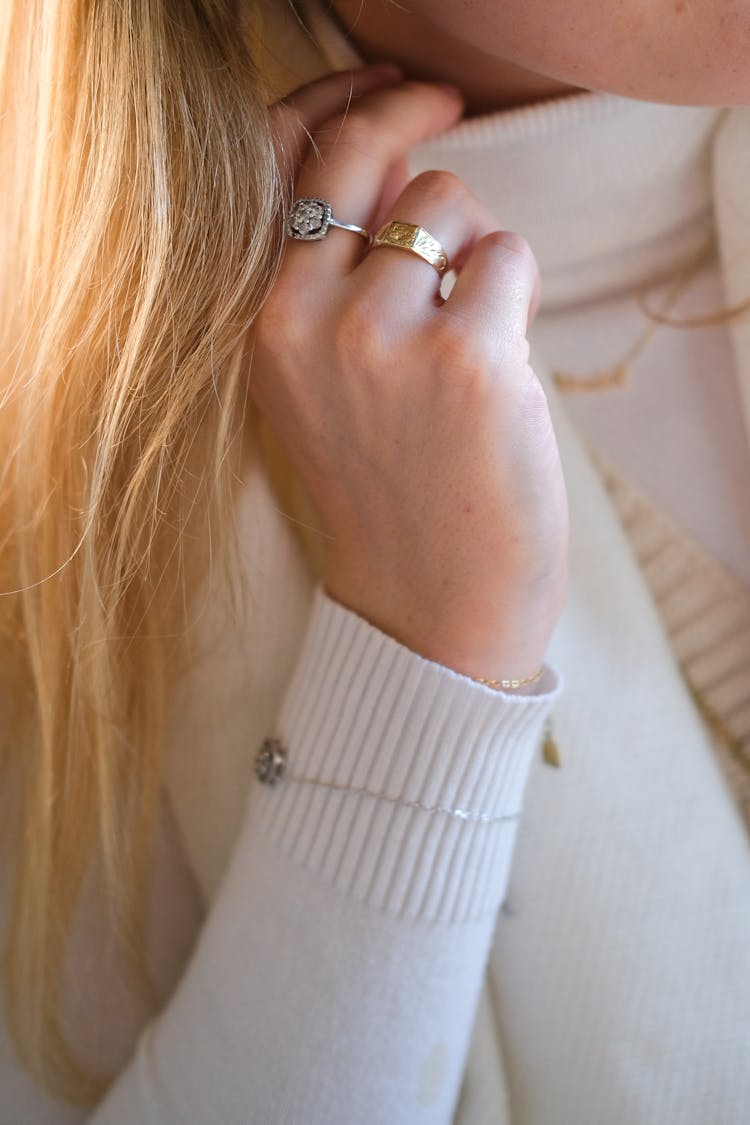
(322, 576, 553, 692)
(416, 639, 551, 693)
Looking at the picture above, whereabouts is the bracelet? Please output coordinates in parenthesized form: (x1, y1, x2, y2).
(470, 667, 544, 691)
(253, 736, 519, 823)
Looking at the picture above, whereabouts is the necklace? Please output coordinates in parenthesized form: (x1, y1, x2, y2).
(547, 243, 750, 820)
(550, 240, 716, 395)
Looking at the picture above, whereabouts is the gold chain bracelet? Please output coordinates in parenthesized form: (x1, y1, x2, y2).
(470, 667, 544, 691)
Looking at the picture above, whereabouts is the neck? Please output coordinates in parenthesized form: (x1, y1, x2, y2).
(327, 2, 581, 115)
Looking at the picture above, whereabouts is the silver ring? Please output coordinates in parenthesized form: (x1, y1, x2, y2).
(287, 197, 372, 245)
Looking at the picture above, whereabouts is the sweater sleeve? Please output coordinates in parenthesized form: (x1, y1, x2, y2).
(90, 584, 562, 1125)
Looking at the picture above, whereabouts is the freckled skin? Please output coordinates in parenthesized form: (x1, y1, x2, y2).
(331, 0, 750, 111)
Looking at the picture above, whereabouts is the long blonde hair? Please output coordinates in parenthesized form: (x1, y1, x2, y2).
(0, 0, 285, 1105)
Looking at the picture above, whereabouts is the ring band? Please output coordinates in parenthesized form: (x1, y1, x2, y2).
(287, 197, 372, 245)
(371, 221, 449, 277)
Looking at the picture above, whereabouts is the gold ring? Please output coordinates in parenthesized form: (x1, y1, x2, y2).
(371, 221, 449, 277)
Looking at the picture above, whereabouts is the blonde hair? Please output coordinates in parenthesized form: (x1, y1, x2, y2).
(0, 0, 286, 1106)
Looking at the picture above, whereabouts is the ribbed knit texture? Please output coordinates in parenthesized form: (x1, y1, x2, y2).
(592, 449, 750, 826)
(253, 585, 562, 924)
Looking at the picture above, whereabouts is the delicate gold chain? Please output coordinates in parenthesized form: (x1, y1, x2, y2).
(551, 241, 716, 395)
(470, 667, 545, 691)
(546, 238, 750, 787)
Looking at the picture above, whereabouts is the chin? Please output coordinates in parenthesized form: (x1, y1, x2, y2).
(547, 59, 750, 109)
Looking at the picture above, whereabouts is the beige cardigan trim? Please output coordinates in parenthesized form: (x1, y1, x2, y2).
(591, 447, 750, 828)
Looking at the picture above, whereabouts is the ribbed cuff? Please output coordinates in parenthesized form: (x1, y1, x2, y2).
(251, 583, 563, 924)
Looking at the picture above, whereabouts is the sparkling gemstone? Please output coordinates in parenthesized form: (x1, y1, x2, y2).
(289, 198, 330, 239)
(254, 737, 286, 785)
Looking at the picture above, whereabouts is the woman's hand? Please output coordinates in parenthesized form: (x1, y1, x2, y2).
(250, 69, 569, 683)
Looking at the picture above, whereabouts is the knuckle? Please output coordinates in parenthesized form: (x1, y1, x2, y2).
(491, 229, 531, 257)
(333, 294, 382, 365)
(409, 169, 468, 207)
(433, 316, 488, 381)
(486, 230, 537, 272)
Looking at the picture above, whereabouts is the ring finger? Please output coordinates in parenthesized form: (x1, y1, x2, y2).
(355, 169, 505, 308)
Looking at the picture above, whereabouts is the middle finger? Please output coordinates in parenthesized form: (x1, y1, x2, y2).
(354, 170, 502, 309)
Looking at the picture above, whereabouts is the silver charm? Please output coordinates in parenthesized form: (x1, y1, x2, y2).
(255, 737, 286, 786)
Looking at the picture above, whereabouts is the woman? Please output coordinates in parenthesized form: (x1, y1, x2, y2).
(1, 0, 749, 1121)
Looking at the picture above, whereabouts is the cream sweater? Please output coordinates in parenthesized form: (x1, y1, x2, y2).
(2, 4, 750, 1124)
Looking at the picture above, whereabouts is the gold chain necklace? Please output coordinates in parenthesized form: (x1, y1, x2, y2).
(550, 240, 716, 394)
(545, 241, 750, 807)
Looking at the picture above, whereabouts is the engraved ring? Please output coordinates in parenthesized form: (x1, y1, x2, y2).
(371, 221, 449, 277)
(287, 197, 372, 245)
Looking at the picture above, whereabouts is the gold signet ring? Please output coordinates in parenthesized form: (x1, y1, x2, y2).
(371, 221, 449, 277)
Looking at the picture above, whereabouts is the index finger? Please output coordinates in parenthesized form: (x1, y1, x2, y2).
(270, 65, 404, 186)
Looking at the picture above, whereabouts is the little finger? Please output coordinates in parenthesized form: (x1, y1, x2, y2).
(443, 230, 541, 356)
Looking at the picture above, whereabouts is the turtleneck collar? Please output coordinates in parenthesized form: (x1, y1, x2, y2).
(297, 1, 726, 311)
